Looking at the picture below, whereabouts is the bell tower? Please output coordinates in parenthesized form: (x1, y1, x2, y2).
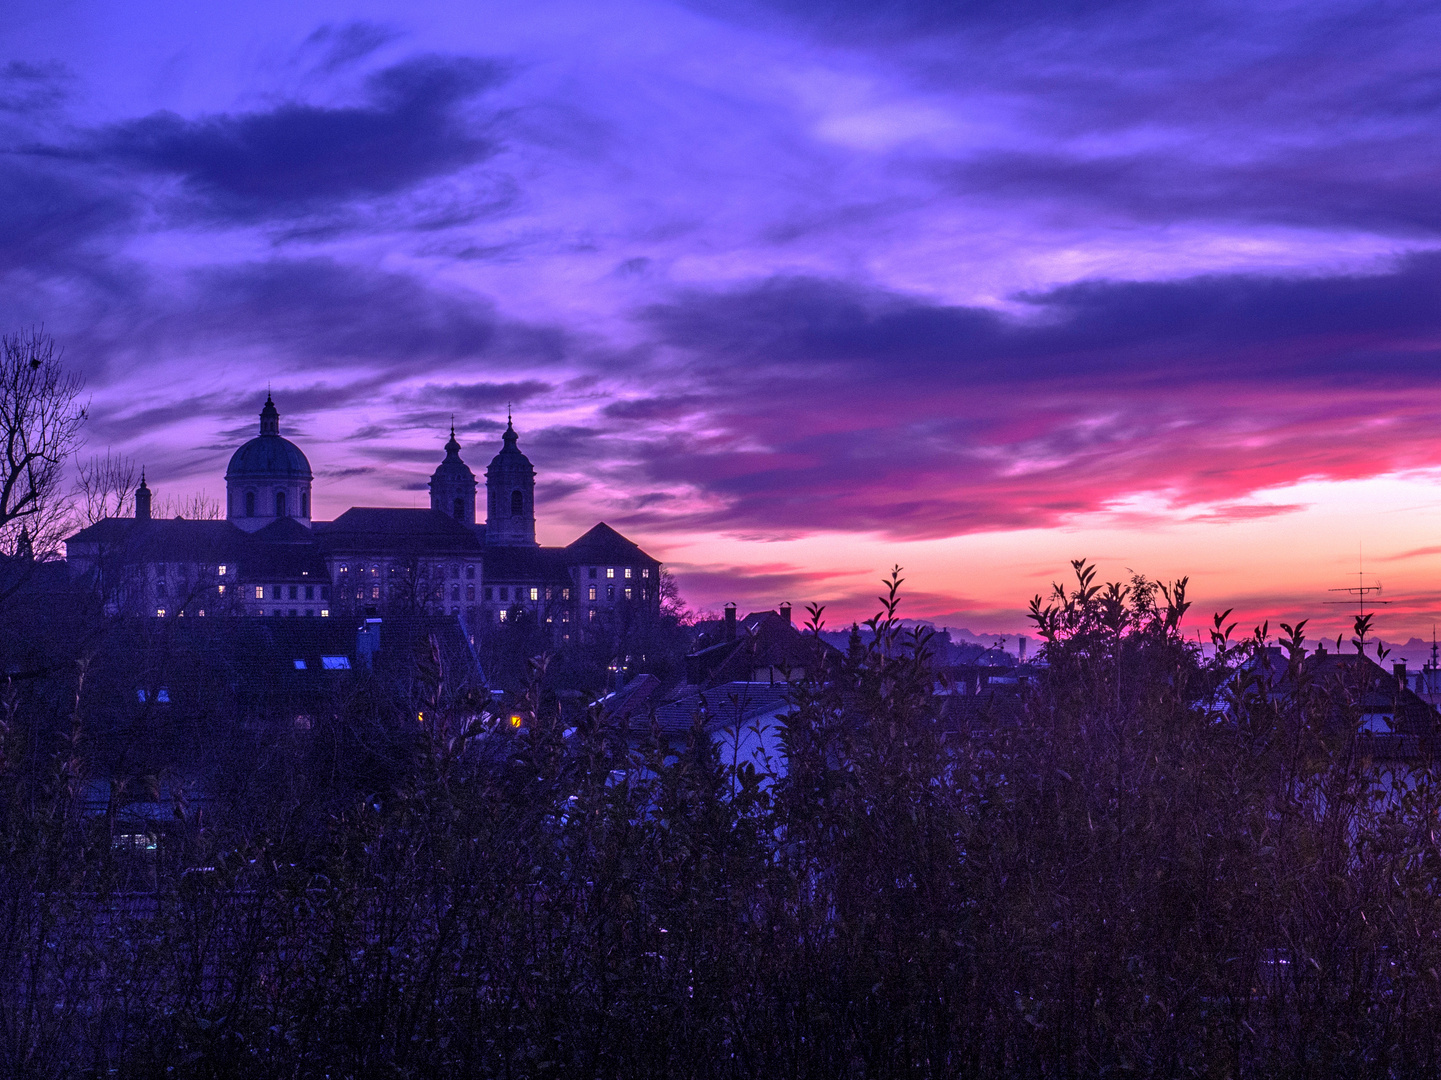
(428, 424, 477, 525)
(484, 414, 536, 546)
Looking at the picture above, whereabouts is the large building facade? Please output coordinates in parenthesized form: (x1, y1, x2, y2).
(66, 397, 661, 638)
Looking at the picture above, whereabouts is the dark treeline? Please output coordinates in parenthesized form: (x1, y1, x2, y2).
(2, 560, 1441, 1078)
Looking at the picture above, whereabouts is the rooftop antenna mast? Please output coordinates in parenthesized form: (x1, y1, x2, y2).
(1324, 547, 1389, 620)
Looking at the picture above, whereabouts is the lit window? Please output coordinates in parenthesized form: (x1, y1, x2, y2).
(499, 609, 508, 622)
(530, 587, 539, 601)
(320, 609, 330, 617)
(563, 588, 570, 601)
(562, 610, 569, 623)
(589, 609, 596, 621)
(607, 586, 614, 600)
(545, 587, 552, 600)
(642, 568, 650, 579)
(155, 608, 166, 617)
(114, 833, 156, 851)
(588, 586, 596, 601)
(218, 564, 227, 576)
(255, 585, 264, 599)
(294, 660, 307, 670)
(137, 689, 147, 702)
(294, 715, 313, 731)
(371, 585, 380, 599)
(321, 656, 350, 670)
(624, 567, 632, 579)
(218, 584, 225, 595)
(624, 588, 632, 601)
(157, 688, 170, 703)
(607, 568, 615, 579)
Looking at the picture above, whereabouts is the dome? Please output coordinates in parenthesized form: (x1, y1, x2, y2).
(431, 428, 476, 482)
(225, 395, 313, 480)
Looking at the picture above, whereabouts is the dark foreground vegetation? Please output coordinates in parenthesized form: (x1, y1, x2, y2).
(3, 561, 1441, 1079)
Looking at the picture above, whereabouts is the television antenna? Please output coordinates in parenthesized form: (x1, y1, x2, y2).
(1324, 549, 1390, 619)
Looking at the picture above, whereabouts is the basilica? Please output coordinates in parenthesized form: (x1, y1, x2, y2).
(65, 395, 662, 637)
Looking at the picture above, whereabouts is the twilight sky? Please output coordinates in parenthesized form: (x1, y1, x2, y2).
(6, 0, 1441, 646)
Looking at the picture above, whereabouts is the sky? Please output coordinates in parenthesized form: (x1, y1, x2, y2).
(4, 0, 1441, 649)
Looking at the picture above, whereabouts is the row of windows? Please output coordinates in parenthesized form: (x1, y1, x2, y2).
(252, 584, 329, 601)
(254, 608, 331, 617)
(235, 490, 310, 518)
(587, 566, 649, 580)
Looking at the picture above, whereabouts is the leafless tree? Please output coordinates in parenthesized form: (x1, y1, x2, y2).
(74, 450, 137, 525)
(154, 490, 223, 520)
(0, 331, 86, 558)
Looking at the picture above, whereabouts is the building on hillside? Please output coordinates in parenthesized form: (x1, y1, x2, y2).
(65, 396, 662, 639)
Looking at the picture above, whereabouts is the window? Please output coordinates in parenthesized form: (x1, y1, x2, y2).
(157, 688, 170, 704)
(511, 489, 523, 515)
(544, 587, 552, 601)
(320, 608, 330, 617)
(466, 564, 475, 579)
(321, 586, 329, 600)
(624, 588, 632, 601)
(451, 564, 460, 579)
(607, 567, 615, 579)
(451, 584, 461, 601)
(499, 586, 509, 601)
(589, 609, 596, 622)
(561, 610, 569, 623)
(607, 586, 615, 600)
(562, 588, 570, 601)
(466, 584, 475, 600)
(321, 656, 350, 670)
(642, 568, 650, 579)
(371, 565, 379, 576)
(271, 585, 280, 600)
(529, 587, 539, 601)
(305, 585, 314, 600)
(293, 659, 307, 670)
(288, 585, 298, 600)
(218, 584, 225, 595)
(484, 587, 493, 601)
(288, 609, 297, 617)
(624, 567, 632, 579)
(588, 586, 596, 601)
(275, 490, 287, 517)
(155, 607, 166, 617)
(254, 586, 264, 599)
(301, 491, 310, 517)
(371, 585, 380, 599)
(453, 497, 463, 520)
(589, 567, 597, 579)
(305, 609, 313, 616)
(245, 491, 255, 516)
(218, 564, 227, 576)
(498, 609, 508, 622)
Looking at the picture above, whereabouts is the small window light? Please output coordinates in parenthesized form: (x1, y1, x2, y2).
(321, 656, 350, 670)
(155, 608, 166, 617)
(642, 568, 650, 579)
(218, 584, 225, 595)
(498, 609, 508, 622)
(294, 659, 307, 670)
(607, 568, 615, 579)
(157, 688, 170, 704)
(530, 587, 539, 601)
(218, 564, 227, 576)
(624, 567, 632, 579)
(137, 689, 147, 703)
(254, 586, 264, 599)
(320, 608, 330, 617)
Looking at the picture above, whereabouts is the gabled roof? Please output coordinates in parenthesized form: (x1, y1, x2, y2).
(250, 516, 317, 544)
(650, 681, 794, 739)
(482, 545, 573, 582)
(565, 522, 658, 566)
(315, 508, 484, 555)
(686, 612, 839, 688)
(66, 517, 249, 562)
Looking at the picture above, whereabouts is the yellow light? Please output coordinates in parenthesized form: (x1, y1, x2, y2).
(417, 712, 425, 724)
(509, 714, 523, 728)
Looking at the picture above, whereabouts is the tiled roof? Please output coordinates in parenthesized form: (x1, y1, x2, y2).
(649, 681, 794, 739)
(482, 545, 573, 582)
(565, 522, 658, 566)
(686, 612, 839, 688)
(67, 518, 249, 562)
(315, 508, 484, 555)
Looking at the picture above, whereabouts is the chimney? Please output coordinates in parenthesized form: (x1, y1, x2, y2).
(724, 603, 736, 642)
(135, 472, 152, 521)
(779, 603, 792, 627)
(357, 618, 381, 668)
(1018, 636, 1028, 662)
(1395, 661, 1408, 691)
